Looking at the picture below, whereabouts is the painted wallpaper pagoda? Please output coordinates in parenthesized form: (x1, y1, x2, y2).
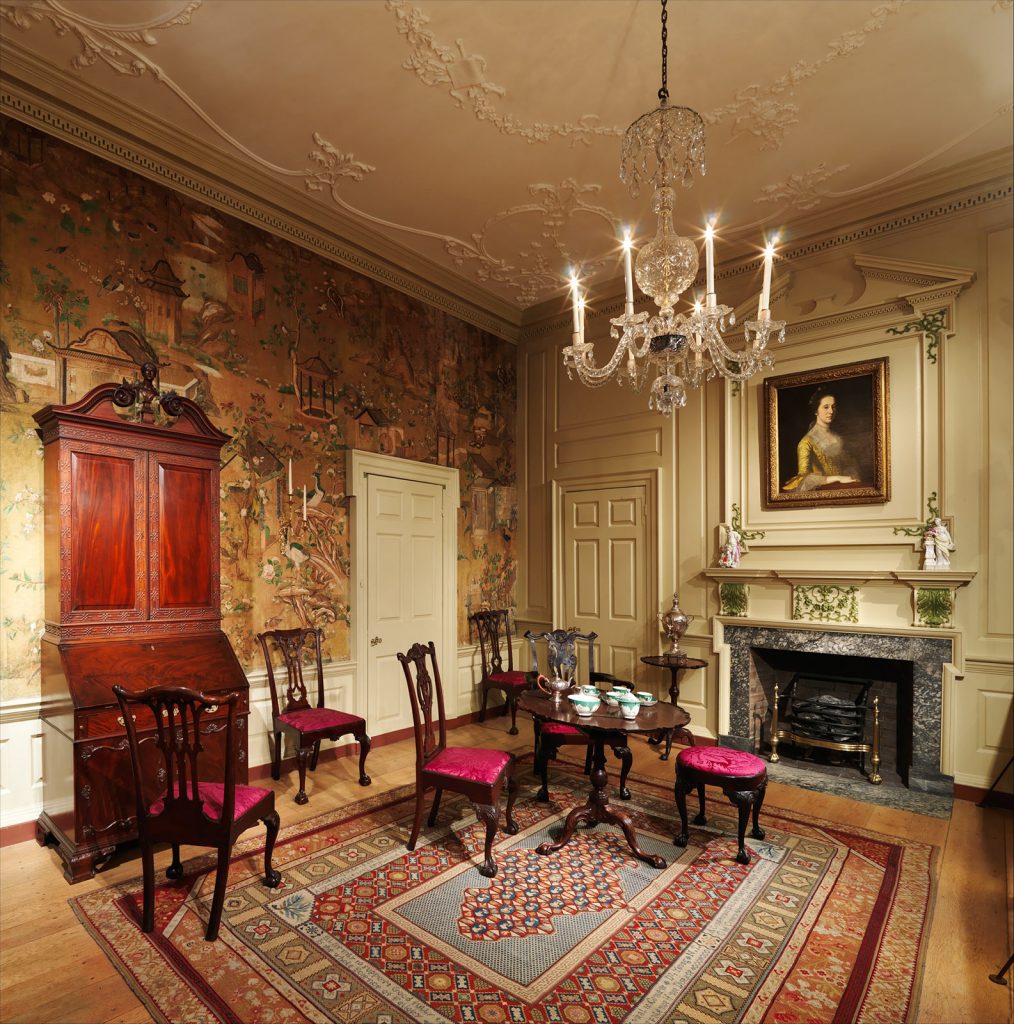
(0, 117, 518, 701)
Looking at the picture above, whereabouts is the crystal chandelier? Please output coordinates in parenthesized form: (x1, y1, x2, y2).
(562, 0, 785, 416)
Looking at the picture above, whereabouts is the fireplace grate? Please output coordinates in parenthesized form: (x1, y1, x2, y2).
(771, 673, 882, 784)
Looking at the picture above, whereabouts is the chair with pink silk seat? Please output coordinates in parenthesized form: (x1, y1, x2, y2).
(398, 640, 519, 877)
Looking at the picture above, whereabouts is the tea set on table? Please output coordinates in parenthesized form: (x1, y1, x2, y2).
(536, 673, 657, 719)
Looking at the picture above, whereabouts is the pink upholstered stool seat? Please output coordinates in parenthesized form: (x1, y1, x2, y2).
(674, 744, 768, 865)
(676, 746, 766, 778)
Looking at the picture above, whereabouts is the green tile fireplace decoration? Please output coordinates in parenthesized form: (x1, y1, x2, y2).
(719, 582, 749, 617)
(915, 587, 953, 628)
(792, 585, 860, 624)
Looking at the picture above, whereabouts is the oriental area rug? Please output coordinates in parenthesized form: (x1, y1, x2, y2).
(70, 763, 935, 1024)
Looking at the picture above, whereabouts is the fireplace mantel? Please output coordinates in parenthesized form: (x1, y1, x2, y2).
(711, 617, 961, 795)
(702, 568, 975, 628)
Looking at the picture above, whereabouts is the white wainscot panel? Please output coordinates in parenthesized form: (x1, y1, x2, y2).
(0, 702, 46, 829)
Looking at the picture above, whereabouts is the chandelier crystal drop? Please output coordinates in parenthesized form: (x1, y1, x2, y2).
(562, 0, 785, 416)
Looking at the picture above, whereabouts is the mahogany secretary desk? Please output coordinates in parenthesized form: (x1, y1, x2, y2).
(33, 367, 250, 882)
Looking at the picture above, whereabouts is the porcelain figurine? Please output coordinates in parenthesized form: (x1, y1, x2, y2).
(923, 517, 954, 569)
(718, 526, 742, 568)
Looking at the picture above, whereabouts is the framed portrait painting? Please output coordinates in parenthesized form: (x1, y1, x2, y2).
(763, 357, 890, 509)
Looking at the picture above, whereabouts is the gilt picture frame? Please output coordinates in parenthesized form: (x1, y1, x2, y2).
(763, 357, 890, 509)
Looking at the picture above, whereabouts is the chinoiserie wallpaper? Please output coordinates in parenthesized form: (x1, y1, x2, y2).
(0, 117, 518, 701)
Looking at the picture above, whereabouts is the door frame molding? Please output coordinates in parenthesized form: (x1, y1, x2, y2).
(553, 469, 660, 676)
(347, 451, 460, 719)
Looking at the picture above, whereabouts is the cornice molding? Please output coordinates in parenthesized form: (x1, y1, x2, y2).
(0, 43, 523, 343)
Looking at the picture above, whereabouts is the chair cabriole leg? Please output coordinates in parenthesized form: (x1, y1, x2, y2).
(504, 766, 519, 835)
(751, 781, 767, 840)
(294, 746, 310, 804)
(473, 802, 500, 878)
(611, 742, 632, 800)
(357, 731, 372, 786)
(729, 789, 755, 865)
(309, 739, 322, 772)
(693, 782, 707, 825)
(507, 693, 519, 736)
(262, 809, 282, 888)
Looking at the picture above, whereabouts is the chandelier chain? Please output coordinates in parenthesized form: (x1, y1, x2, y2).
(658, 0, 668, 103)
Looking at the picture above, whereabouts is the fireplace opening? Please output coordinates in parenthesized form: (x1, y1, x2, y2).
(749, 647, 914, 788)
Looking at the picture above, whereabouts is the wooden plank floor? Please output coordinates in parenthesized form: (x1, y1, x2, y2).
(1, 716, 1011, 1024)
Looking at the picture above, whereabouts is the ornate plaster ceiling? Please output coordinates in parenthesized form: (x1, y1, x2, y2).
(1, 0, 1011, 329)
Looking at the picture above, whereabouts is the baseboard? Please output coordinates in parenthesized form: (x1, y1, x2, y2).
(953, 782, 1014, 808)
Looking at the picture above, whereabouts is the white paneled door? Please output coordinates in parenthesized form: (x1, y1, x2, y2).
(562, 484, 652, 686)
(365, 473, 445, 736)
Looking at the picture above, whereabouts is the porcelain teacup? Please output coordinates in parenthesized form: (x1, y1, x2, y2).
(617, 693, 640, 719)
(568, 692, 601, 717)
(635, 691, 655, 704)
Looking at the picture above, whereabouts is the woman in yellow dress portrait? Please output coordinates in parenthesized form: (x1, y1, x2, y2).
(781, 389, 862, 493)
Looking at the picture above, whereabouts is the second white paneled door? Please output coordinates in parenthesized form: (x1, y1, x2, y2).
(365, 473, 445, 736)
(561, 483, 653, 686)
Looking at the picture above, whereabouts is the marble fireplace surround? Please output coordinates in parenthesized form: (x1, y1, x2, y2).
(715, 621, 956, 796)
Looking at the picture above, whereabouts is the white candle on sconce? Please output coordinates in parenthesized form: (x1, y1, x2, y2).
(287, 458, 293, 496)
(704, 220, 716, 296)
(302, 484, 307, 522)
(622, 229, 635, 317)
(578, 296, 586, 342)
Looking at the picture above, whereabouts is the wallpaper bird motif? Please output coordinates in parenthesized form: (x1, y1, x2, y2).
(0, 117, 517, 699)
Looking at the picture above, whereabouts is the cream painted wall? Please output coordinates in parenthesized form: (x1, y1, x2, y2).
(517, 165, 1013, 791)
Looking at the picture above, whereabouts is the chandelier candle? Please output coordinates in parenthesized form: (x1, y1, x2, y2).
(561, 0, 786, 415)
(704, 221, 716, 297)
(623, 230, 635, 317)
(758, 238, 777, 317)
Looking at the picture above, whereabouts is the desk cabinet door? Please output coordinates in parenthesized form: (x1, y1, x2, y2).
(149, 453, 220, 622)
(59, 442, 148, 625)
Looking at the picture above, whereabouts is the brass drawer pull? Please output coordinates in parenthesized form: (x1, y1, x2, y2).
(116, 714, 136, 727)
(206, 704, 218, 714)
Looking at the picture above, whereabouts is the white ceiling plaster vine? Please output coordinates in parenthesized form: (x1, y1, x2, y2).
(754, 162, 852, 211)
(0, 0, 308, 177)
(0, 0, 201, 71)
(385, 0, 623, 146)
(304, 157, 619, 306)
(704, 0, 909, 151)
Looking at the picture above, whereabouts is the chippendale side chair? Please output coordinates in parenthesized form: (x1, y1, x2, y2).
(398, 640, 519, 877)
(525, 628, 633, 802)
(113, 684, 281, 942)
(257, 627, 371, 804)
(469, 608, 534, 736)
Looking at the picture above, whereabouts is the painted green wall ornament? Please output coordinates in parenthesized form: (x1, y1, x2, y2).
(719, 582, 749, 617)
(915, 587, 952, 627)
(893, 492, 943, 538)
(886, 308, 948, 364)
(793, 585, 860, 624)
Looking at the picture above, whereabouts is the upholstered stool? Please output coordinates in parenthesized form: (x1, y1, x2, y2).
(674, 746, 767, 865)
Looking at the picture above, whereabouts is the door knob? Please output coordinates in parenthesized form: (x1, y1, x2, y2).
(370, 636, 382, 647)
